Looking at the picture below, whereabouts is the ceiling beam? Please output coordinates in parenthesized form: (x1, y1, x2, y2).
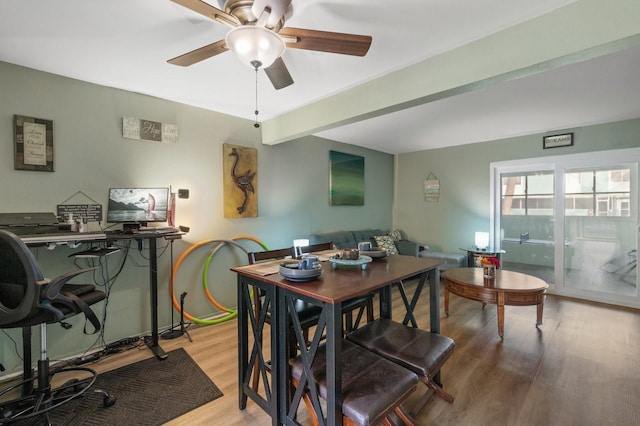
(260, 0, 640, 146)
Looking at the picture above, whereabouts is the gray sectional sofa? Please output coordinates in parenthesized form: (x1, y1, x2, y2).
(308, 229, 466, 271)
(309, 229, 420, 256)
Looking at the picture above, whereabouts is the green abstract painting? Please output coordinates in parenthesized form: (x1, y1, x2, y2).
(329, 150, 364, 205)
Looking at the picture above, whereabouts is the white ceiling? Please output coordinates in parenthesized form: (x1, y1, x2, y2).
(1, 0, 639, 154)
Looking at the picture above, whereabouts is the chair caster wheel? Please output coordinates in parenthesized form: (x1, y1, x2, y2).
(95, 390, 117, 407)
(103, 393, 117, 407)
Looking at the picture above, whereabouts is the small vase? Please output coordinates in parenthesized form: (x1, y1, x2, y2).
(483, 264, 496, 279)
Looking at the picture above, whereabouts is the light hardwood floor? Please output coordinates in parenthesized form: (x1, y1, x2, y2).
(85, 280, 640, 426)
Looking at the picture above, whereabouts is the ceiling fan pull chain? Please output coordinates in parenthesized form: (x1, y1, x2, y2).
(254, 66, 260, 128)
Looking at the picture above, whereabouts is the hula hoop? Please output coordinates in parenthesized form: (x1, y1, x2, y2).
(202, 235, 269, 311)
(171, 235, 269, 325)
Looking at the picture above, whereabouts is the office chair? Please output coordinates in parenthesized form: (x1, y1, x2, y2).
(0, 230, 113, 423)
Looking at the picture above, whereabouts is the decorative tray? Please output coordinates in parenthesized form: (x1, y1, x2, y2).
(358, 249, 387, 259)
(328, 255, 373, 270)
(279, 262, 322, 282)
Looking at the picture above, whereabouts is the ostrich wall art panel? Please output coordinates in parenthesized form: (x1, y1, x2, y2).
(223, 143, 258, 218)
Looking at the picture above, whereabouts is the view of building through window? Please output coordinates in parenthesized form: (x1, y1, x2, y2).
(495, 156, 637, 306)
(502, 168, 630, 217)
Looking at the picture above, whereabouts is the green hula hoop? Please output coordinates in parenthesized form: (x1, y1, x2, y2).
(201, 236, 270, 321)
(171, 236, 269, 325)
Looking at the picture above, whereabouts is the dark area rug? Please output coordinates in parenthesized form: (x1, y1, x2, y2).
(12, 348, 223, 425)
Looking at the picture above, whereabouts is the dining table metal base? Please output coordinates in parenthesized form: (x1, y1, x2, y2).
(233, 255, 442, 426)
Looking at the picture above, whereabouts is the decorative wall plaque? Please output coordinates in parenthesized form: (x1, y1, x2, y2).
(14, 115, 54, 172)
(424, 172, 440, 202)
(543, 133, 573, 149)
(122, 117, 178, 143)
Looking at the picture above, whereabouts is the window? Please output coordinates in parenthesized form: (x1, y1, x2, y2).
(501, 172, 554, 216)
(565, 168, 631, 216)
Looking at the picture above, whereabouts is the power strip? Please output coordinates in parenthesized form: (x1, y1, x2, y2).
(106, 336, 140, 349)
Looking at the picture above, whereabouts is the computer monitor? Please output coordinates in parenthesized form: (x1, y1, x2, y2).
(106, 187, 169, 226)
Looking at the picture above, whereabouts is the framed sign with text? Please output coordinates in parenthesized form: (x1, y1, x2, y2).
(123, 117, 178, 143)
(14, 115, 54, 172)
(543, 133, 573, 149)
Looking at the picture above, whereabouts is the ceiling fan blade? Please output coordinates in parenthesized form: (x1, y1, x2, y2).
(171, 0, 240, 27)
(167, 40, 228, 66)
(279, 27, 372, 57)
(264, 57, 294, 90)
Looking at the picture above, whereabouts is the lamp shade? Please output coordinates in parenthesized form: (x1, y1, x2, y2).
(225, 26, 285, 69)
(475, 232, 489, 249)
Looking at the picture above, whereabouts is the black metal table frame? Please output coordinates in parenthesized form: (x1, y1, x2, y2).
(236, 264, 440, 426)
(237, 274, 280, 423)
(104, 233, 174, 360)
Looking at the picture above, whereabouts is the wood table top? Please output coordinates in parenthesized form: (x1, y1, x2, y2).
(442, 267, 548, 292)
(232, 254, 442, 304)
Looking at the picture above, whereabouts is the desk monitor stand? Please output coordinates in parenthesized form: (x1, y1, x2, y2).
(122, 222, 142, 233)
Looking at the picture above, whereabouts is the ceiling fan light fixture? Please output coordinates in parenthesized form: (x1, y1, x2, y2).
(225, 26, 285, 69)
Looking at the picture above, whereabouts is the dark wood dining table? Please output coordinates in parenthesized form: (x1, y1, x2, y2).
(232, 254, 442, 425)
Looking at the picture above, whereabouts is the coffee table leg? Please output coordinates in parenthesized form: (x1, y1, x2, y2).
(536, 302, 544, 327)
(444, 287, 450, 316)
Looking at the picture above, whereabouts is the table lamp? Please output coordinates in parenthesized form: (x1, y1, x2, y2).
(475, 232, 489, 250)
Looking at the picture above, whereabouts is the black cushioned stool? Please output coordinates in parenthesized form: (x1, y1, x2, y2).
(347, 318, 455, 416)
(290, 339, 418, 426)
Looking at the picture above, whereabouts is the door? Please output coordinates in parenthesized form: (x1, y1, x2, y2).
(561, 165, 637, 302)
(491, 148, 639, 308)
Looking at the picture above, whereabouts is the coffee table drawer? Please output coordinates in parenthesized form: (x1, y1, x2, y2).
(505, 291, 545, 305)
(445, 282, 497, 304)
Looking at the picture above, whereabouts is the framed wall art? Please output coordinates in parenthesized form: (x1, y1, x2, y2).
(329, 150, 364, 206)
(223, 143, 258, 218)
(14, 114, 54, 172)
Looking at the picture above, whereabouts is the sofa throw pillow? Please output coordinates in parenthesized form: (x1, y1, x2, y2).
(388, 230, 403, 242)
(374, 235, 399, 255)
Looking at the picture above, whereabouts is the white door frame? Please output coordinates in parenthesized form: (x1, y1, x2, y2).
(491, 147, 639, 309)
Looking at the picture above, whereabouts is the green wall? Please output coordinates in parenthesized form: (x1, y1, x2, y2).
(2, 57, 638, 378)
(394, 118, 640, 254)
(0, 61, 394, 376)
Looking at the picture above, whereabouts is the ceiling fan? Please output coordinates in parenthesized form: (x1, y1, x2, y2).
(168, 0, 373, 90)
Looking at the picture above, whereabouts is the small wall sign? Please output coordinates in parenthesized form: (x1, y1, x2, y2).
(57, 191, 103, 222)
(123, 117, 178, 143)
(57, 204, 103, 222)
(543, 133, 573, 149)
(424, 172, 440, 202)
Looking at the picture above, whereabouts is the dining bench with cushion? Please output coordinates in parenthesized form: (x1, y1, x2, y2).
(347, 318, 455, 416)
(290, 339, 418, 426)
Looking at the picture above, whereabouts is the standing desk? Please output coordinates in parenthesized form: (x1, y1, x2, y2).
(232, 255, 442, 425)
(21, 230, 181, 361)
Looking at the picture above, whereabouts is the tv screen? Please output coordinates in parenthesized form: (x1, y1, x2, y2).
(106, 188, 169, 224)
